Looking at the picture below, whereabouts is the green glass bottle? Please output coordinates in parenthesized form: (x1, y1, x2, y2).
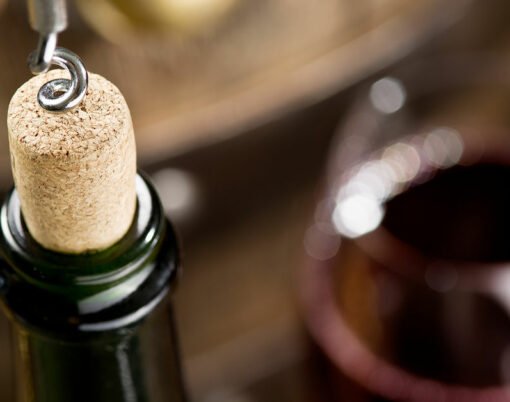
(0, 172, 187, 402)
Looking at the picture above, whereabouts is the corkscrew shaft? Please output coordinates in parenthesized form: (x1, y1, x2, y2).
(27, 0, 67, 35)
(27, 0, 67, 74)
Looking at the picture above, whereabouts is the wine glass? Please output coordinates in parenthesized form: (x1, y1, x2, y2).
(302, 54, 510, 402)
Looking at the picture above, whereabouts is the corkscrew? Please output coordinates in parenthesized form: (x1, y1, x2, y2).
(26, 0, 88, 112)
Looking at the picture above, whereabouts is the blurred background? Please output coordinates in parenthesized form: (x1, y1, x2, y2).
(3, 0, 510, 401)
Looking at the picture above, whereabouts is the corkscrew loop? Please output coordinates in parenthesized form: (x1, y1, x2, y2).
(26, 0, 88, 112)
(30, 46, 88, 112)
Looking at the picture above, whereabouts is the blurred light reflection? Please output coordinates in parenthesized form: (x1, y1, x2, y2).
(332, 130, 465, 239)
(304, 223, 342, 261)
(369, 77, 406, 114)
(381, 143, 421, 183)
(151, 168, 199, 222)
(424, 127, 464, 168)
(347, 160, 395, 200)
(333, 194, 384, 238)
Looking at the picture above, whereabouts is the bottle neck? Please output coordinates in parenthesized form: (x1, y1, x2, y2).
(0, 173, 186, 402)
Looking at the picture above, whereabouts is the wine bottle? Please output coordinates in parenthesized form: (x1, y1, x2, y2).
(0, 173, 187, 402)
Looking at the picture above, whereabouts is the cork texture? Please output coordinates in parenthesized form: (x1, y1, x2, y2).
(7, 70, 137, 254)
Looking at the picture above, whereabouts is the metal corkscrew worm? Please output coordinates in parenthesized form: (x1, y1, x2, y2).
(27, 0, 88, 112)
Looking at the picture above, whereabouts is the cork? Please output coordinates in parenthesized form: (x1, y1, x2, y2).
(7, 70, 137, 254)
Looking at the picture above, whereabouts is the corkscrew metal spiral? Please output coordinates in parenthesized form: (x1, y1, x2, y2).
(26, 0, 88, 112)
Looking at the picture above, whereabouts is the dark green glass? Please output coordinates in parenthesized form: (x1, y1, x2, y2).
(0, 173, 187, 402)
